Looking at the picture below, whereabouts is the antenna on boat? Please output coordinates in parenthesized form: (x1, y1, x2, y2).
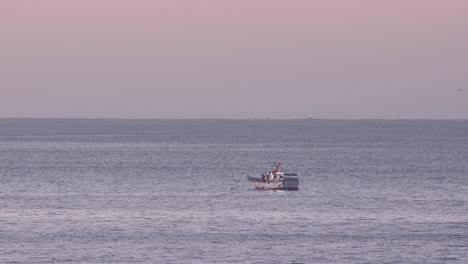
(274, 161, 281, 171)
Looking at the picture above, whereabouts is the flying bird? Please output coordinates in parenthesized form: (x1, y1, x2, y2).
(457, 89, 462, 92)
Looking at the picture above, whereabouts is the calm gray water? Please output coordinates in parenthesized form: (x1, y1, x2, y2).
(0, 119, 467, 264)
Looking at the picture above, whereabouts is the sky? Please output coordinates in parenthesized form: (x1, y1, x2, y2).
(1, 0, 467, 119)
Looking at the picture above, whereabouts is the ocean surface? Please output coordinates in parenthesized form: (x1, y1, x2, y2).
(0, 119, 467, 264)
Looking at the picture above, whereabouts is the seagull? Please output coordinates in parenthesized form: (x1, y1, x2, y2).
(457, 89, 462, 92)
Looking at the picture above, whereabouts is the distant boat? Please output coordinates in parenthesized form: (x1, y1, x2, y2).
(307, 115, 313, 119)
(247, 162, 299, 191)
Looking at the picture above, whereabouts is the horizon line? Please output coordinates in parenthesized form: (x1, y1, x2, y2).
(1, 117, 467, 121)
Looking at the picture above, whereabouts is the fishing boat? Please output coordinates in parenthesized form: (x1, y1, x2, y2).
(247, 162, 299, 191)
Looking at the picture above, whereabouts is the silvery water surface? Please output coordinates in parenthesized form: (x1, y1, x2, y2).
(0, 119, 467, 264)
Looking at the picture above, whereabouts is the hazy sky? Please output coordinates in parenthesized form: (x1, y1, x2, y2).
(1, 0, 467, 119)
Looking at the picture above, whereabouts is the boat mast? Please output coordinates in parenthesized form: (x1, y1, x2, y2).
(274, 161, 281, 172)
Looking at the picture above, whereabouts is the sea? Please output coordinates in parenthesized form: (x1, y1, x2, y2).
(0, 119, 467, 264)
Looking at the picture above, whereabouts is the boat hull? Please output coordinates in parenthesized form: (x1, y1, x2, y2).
(248, 176, 299, 191)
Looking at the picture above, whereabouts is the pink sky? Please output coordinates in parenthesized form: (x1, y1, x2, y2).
(1, 0, 467, 118)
